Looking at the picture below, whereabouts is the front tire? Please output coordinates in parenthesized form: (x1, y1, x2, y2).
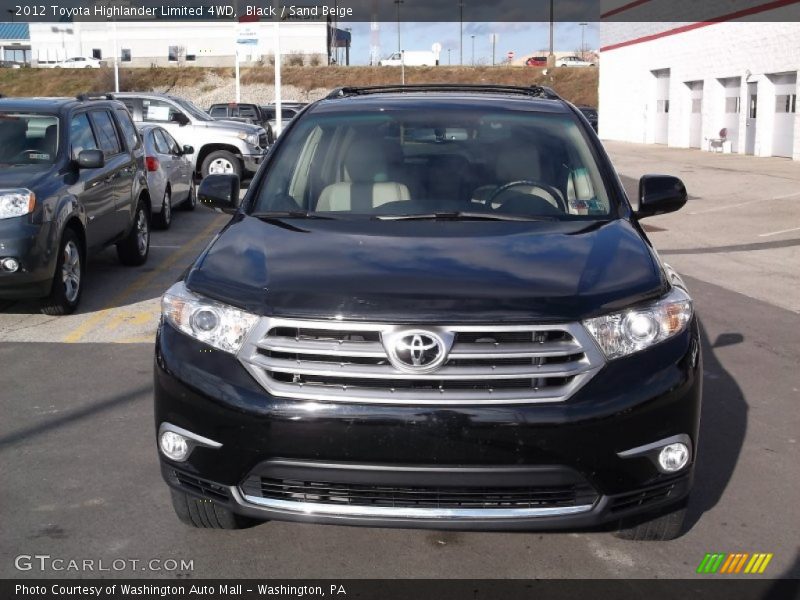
(41, 229, 83, 316)
(181, 179, 197, 211)
(153, 188, 172, 230)
(170, 490, 262, 529)
(116, 200, 150, 266)
(614, 499, 689, 541)
(201, 150, 242, 179)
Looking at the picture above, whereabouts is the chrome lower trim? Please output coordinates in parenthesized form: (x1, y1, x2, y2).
(236, 490, 595, 520)
(158, 422, 222, 449)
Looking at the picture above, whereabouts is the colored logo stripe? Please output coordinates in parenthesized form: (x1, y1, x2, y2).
(697, 553, 773, 574)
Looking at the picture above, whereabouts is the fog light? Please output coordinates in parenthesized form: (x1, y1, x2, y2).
(658, 443, 689, 472)
(1, 258, 19, 272)
(159, 430, 190, 462)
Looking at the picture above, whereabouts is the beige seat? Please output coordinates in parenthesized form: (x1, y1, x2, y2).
(317, 138, 410, 212)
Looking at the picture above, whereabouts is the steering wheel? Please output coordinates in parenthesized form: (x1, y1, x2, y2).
(487, 180, 567, 212)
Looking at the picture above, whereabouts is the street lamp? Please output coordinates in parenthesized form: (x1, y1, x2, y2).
(394, 0, 404, 54)
(471, 34, 475, 66)
(448, 48, 451, 65)
(579, 22, 588, 60)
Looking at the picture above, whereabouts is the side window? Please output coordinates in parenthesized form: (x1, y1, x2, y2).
(160, 130, 181, 154)
(152, 129, 171, 155)
(90, 110, 122, 157)
(209, 106, 228, 118)
(115, 108, 140, 150)
(142, 99, 180, 123)
(69, 113, 99, 159)
(239, 106, 257, 119)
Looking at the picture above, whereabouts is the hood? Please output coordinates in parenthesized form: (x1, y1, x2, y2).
(0, 164, 56, 190)
(186, 217, 667, 323)
(199, 119, 262, 134)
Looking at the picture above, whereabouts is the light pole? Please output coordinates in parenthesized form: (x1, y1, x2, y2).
(394, 0, 403, 54)
(458, 0, 464, 65)
(490, 33, 497, 66)
(448, 48, 451, 65)
(579, 22, 588, 60)
(471, 34, 475, 66)
(548, 0, 554, 67)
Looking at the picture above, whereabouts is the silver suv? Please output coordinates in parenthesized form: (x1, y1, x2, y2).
(115, 93, 268, 178)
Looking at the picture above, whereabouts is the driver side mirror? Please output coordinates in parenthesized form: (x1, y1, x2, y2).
(76, 149, 104, 169)
(637, 175, 687, 218)
(170, 112, 190, 126)
(182, 145, 194, 155)
(198, 174, 240, 213)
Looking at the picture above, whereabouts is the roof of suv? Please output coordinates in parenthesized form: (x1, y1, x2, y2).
(0, 96, 125, 114)
(311, 85, 571, 115)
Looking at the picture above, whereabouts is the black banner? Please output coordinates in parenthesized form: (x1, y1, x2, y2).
(2, 0, 800, 23)
(2, 579, 800, 600)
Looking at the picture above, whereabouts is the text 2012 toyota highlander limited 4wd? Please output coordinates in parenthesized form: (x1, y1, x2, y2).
(155, 85, 701, 541)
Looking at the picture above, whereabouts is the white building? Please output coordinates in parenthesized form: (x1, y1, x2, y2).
(599, 20, 800, 160)
(27, 20, 328, 68)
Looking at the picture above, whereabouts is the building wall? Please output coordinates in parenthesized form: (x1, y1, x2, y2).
(599, 22, 800, 160)
(29, 21, 327, 67)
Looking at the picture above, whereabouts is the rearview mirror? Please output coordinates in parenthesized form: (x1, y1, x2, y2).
(76, 149, 104, 169)
(637, 175, 687, 218)
(182, 145, 194, 155)
(198, 174, 240, 213)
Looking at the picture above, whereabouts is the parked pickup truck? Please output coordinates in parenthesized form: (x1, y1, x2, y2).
(207, 103, 275, 146)
(115, 93, 269, 179)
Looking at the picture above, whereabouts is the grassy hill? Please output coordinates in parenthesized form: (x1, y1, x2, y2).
(0, 65, 598, 107)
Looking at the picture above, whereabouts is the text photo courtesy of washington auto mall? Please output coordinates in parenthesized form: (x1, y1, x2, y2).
(0, 0, 798, 599)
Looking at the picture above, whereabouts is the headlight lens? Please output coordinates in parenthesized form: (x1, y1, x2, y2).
(0, 188, 35, 220)
(161, 281, 259, 354)
(583, 287, 693, 360)
(237, 131, 259, 146)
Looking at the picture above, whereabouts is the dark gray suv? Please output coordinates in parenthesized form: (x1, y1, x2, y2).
(0, 95, 151, 314)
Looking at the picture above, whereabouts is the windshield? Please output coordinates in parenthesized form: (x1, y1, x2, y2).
(172, 97, 213, 122)
(0, 113, 59, 165)
(253, 106, 612, 220)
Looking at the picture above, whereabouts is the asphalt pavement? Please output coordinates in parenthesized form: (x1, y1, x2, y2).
(0, 144, 798, 580)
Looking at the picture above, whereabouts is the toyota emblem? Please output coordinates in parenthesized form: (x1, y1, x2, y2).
(383, 329, 451, 373)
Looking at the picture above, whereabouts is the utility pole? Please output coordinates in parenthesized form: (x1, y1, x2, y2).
(448, 48, 451, 65)
(579, 22, 588, 60)
(459, 0, 464, 65)
(394, 0, 403, 53)
(548, 0, 555, 67)
(490, 33, 497, 66)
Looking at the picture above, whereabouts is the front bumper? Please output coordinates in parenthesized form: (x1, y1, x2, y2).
(241, 151, 266, 174)
(154, 318, 702, 531)
(0, 217, 56, 299)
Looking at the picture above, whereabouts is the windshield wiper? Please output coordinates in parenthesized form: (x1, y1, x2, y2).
(375, 211, 556, 222)
(252, 211, 337, 220)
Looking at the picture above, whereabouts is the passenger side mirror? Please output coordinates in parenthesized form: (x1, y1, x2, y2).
(76, 149, 104, 169)
(170, 112, 190, 126)
(182, 145, 194, 155)
(198, 174, 240, 213)
(637, 175, 687, 218)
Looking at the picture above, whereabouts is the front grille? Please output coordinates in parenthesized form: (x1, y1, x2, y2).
(608, 478, 683, 513)
(241, 476, 598, 510)
(238, 319, 604, 405)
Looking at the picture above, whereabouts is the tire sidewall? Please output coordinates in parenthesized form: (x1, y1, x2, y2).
(202, 151, 242, 179)
(50, 230, 83, 313)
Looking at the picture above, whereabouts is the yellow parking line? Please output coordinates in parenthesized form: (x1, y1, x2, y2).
(62, 216, 225, 343)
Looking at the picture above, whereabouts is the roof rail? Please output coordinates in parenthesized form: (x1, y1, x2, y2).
(76, 93, 115, 102)
(325, 84, 561, 101)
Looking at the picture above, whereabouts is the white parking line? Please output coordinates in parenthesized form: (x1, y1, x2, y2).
(689, 192, 800, 215)
(758, 226, 800, 238)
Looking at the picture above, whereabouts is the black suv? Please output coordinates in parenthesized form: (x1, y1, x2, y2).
(155, 85, 700, 541)
(0, 95, 150, 314)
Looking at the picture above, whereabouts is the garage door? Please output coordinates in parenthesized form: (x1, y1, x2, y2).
(652, 69, 670, 145)
(719, 77, 741, 153)
(771, 72, 797, 158)
(687, 81, 703, 148)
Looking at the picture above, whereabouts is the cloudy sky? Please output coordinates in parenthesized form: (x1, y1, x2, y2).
(337, 22, 599, 65)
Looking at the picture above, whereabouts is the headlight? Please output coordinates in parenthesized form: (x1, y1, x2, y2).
(0, 188, 35, 220)
(583, 287, 693, 360)
(161, 281, 259, 354)
(237, 131, 259, 146)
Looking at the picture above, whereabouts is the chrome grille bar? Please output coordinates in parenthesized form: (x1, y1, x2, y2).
(238, 318, 605, 406)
